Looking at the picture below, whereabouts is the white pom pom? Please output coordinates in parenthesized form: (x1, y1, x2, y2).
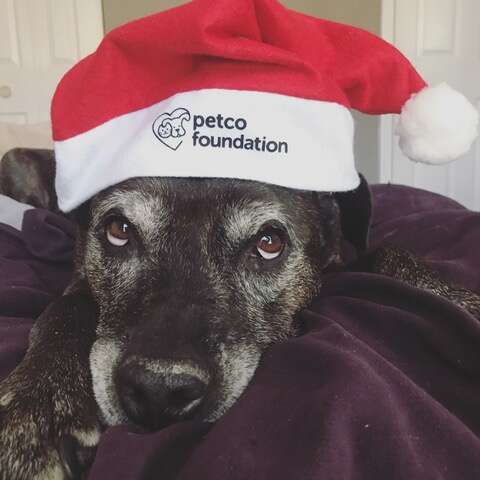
(396, 83, 479, 165)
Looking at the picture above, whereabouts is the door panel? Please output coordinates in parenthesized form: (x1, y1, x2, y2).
(0, 0, 103, 125)
(0, 0, 21, 67)
(381, 0, 480, 209)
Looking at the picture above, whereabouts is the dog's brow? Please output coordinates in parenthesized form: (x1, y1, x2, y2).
(224, 201, 287, 243)
(94, 190, 167, 235)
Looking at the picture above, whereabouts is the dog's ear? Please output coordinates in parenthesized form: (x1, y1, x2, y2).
(334, 174, 372, 254)
(68, 200, 91, 230)
(0, 148, 57, 211)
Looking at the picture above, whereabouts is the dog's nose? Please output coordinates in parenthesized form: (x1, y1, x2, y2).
(116, 360, 207, 430)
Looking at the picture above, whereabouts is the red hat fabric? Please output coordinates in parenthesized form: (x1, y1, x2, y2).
(52, 0, 479, 212)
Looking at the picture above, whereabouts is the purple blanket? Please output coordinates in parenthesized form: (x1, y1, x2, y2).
(1, 184, 480, 479)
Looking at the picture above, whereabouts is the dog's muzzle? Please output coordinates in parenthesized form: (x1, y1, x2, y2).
(115, 356, 210, 430)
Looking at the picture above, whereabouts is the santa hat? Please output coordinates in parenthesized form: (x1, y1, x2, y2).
(52, 0, 479, 212)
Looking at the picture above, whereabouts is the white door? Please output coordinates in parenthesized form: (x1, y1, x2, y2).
(380, 0, 480, 209)
(0, 0, 103, 125)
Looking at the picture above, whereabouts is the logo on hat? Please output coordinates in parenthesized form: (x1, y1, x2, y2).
(152, 108, 191, 150)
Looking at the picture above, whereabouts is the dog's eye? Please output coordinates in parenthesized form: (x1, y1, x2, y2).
(256, 232, 285, 260)
(106, 218, 130, 247)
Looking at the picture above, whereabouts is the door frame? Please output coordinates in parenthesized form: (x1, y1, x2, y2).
(379, 0, 396, 183)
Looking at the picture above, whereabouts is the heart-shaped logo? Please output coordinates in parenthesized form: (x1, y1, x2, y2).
(152, 108, 191, 150)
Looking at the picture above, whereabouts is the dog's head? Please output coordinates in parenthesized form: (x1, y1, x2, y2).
(1, 148, 371, 431)
(80, 177, 347, 430)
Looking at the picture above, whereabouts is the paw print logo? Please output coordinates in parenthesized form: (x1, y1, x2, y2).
(152, 108, 191, 150)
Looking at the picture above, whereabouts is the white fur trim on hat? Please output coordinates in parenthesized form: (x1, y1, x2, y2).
(397, 83, 479, 165)
(54, 89, 360, 212)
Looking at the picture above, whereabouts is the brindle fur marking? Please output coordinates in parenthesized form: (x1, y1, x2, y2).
(371, 246, 480, 318)
(0, 148, 57, 211)
(0, 284, 100, 480)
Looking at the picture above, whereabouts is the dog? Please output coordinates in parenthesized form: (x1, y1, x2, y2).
(0, 147, 372, 479)
(1, 148, 479, 480)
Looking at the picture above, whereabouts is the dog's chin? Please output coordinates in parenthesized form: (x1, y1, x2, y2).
(89, 338, 262, 429)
